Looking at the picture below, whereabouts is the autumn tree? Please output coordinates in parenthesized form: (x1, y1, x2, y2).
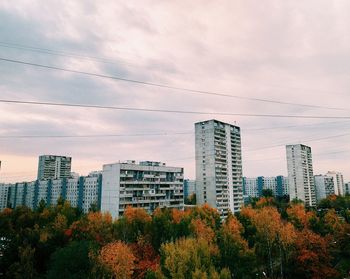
(289, 229, 338, 279)
(217, 215, 256, 278)
(115, 207, 152, 243)
(69, 211, 113, 245)
(130, 237, 160, 279)
(160, 237, 220, 279)
(97, 241, 135, 279)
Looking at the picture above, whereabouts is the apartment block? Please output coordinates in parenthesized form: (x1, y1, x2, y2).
(0, 184, 9, 211)
(37, 155, 72, 180)
(286, 144, 316, 207)
(184, 179, 196, 199)
(243, 176, 289, 200)
(4, 173, 102, 213)
(345, 182, 350, 195)
(326, 171, 344, 196)
(195, 119, 243, 217)
(101, 161, 184, 219)
(314, 175, 335, 202)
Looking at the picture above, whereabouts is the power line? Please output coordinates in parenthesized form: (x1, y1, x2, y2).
(167, 132, 350, 163)
(0, 131, 193, 139)
(0, 57, 348, 112)
(245, 132, 350, 152)
(0, 41, 346, 99)
(1, 120, 348, 141)
(2, 99, 350, 119)
(0, 41, 146, 68)
(1, 121, 349, 140)
(244, 120, 350, 131)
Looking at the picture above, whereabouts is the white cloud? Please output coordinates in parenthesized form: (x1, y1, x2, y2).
(0, 0, 350, 182)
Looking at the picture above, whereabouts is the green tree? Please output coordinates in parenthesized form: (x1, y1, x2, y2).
(47, 241, 95, 279)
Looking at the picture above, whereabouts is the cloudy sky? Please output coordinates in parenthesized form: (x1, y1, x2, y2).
(1, 0, 350, 183)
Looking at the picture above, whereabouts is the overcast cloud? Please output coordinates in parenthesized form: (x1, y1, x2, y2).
(0, 0, 350, 183)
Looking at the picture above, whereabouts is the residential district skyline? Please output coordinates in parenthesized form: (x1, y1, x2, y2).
(1, 120, 349, 218)
(1, 120, 349, 184)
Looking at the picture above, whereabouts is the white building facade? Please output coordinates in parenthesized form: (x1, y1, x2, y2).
(195, 120, 243, 217)
(326, 171, 344, 196)
(314, 175, 335, 202)
(286, 144, 316, 207)
(101, 161, 184, 219)
(37, 155, 72, 180)
(4, 173, 102, 213)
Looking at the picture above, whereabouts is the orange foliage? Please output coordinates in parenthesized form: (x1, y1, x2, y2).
(190, 218, 215, 242)
(251, 206, 282, 243)
(69, 211, 113, 244)
(98, 241, 135, 278)
(171, 209, 189, 224)
(255, 197, 274, 207)
(222, 216, 244, 236)
(221, 216, 249, 250)
(124, 206, 151, 223)
(287, 203, 316, 229)
(87, 211, 112, 224)
(240, 206, 256, 219)
(279, 222, 297, 248)
(1, 208, 12, 215)
(189, 204, 220, 228)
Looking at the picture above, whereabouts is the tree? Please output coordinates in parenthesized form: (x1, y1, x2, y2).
(287, 203, 316, 230)
(6, 244, 37, 279)
(289, 229, 338, 279)
(218, 216, 256, 278)
(130, 237, 160, 279)
(69, 211, 113, 244)
(117, 207, 152, 242)
(47, 241, 95, 279)
(262, 189, 274, 198)
(161, 238, 219, 279)
(97, 241, 135, 279)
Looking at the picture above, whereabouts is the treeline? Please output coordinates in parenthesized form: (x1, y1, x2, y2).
(0, 196, 349, 279)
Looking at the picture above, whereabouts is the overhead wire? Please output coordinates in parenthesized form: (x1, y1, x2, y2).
(0, 57, 349, 112)
(2, 99, 350, 119)
(0, 41, 346, 98)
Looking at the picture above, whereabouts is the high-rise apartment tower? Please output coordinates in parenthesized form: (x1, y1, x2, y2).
(286, 144, 316, 206)
(195, 119, 243, 217)
(37, 155, 72, 180)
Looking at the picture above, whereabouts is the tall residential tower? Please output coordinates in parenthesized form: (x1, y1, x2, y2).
(195, 119, 243, 217)
(37, 155, 72, 180)
(286, 144, 316, 206)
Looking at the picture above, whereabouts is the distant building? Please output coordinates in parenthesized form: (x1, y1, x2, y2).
(5, 173, 102, 213)
(314, 175, 335, 202)
(344, 182, 350, 195)
(243, 176, 289, 200)
(195, 120, 243, 218)
(326, 171, 344, 196)
(101, 161, 184, 219)
(37, 155, 72, 180)
(0, 184, 9, 210)
(243, 177, 258, 199)
(184, 179, 196, 199)
(286, 144, 316, 207)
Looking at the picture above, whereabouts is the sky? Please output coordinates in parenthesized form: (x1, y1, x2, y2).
(0, 0, 350, 183)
